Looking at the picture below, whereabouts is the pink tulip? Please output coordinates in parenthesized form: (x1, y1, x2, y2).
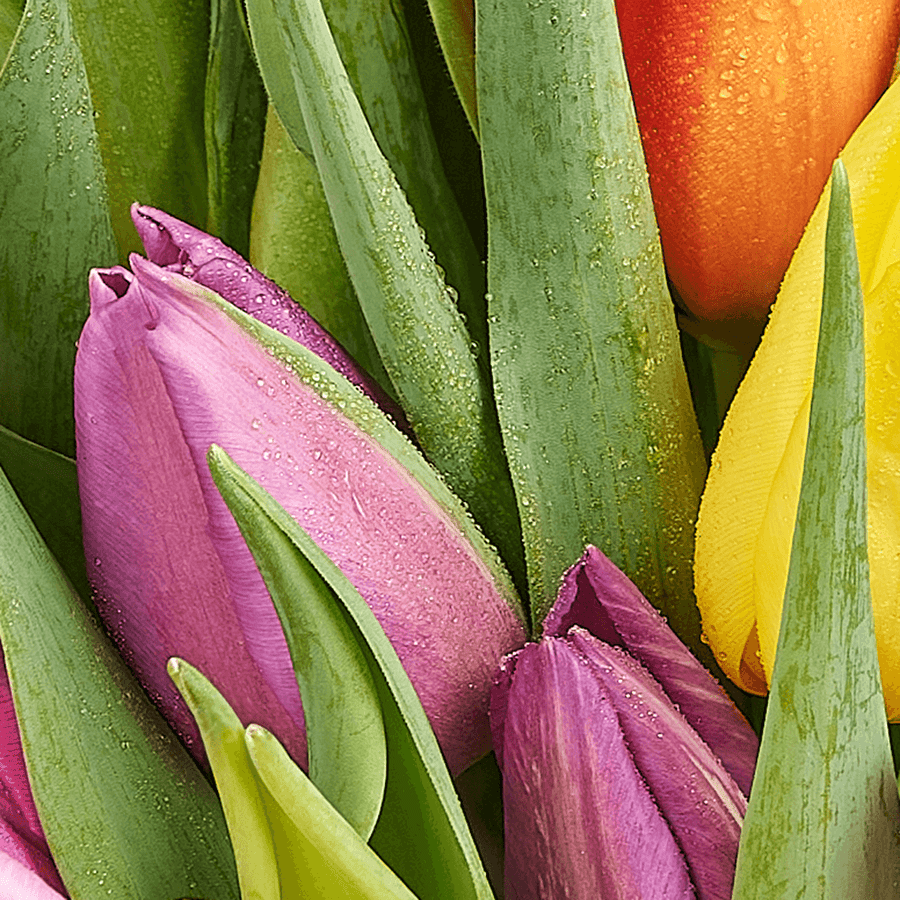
(0, 650, 66, 897)
(74, 221, 526, 776)
(491, 547, 756, 900)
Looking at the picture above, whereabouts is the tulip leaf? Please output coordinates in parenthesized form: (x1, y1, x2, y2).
(168, 659, 281, 900)
(731, 162, 900, 897)
(0, 0, 22, 65)
(249, 104, 391, 391)
(67, 0, 209, 260)
(0, 466, 240, 900)
(0, 0, 117, 457)
(205, 0, 267, 257)
(208, 443, 388, 842)
(246, 724, 421, 900)
(477, 0, 707, 640)
(244, 0, 527, 597)
(209, 446, 497, 900)
(0, 424, 88, 603)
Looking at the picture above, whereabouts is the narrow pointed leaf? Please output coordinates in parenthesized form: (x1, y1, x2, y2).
(68, 0, 208, 259)
(168, 658, 281, 900)
(205, 0, 267, 256)
(205, 445, 388, 841)
(731, 161, 900, 897)
(0, 425, 88, 602)
(422, 0, 476, 136)
(245, 0, 526, 594)
(0, 0, 117, 456)
(0, 467, 239, 899)
(477, 0, 706, 635)
(209, 447, 497, 900)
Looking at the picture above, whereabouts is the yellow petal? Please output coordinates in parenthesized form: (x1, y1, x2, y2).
(695, 77, 900, 710)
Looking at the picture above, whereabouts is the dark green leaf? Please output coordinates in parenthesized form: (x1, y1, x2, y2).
(0, 0, 23, 64)
(478, 0, 707, 638)
(731, 160, 900, 898)
(0, 0, 117, 457)
(209, 446, 496, 900)
(0, 465, 240, 900)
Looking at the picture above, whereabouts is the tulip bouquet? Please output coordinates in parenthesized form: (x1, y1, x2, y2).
(1, 0, 900, 896)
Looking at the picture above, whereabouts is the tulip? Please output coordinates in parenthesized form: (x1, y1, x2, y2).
(74, 213, 527, 776)
(615, 0, 900, 330)
(695, 78, 900, 711)
(0, 650, 65, 899)
(491, 547, 757, 900)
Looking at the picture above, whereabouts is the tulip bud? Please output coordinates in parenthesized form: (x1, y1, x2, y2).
(75, 221, 526, 776)
(491, 548, 756, 900)
(616, 0, 900, 330)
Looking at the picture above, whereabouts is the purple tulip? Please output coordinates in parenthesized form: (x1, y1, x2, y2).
(0, 650, 66, 898)
(74, 219, 526, 776)
(491, 547, 758, 900)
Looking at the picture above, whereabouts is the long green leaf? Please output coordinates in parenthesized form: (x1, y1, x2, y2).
(477, 0, 707, 635)
(0, 0, 117, 456)
(205, 0, 267, 257)
(68, 0, 209, 259)
(0, 466, 240, 899)
(209, 446, 496, 900)
(0, 0, 22, 64)
(0, 424, 88, 602)
(245, 0, 526, 596)
(731, 161, 900, 897)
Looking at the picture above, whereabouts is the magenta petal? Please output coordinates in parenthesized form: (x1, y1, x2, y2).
(568, 628, 744, 900)
(0, 653, 65, 896)
(130, 204, 407, 430)
(494, 638, 695, 900)
(546, 546, 757, 795)
(0, 853, 66, 900)
(76, 259, 525, 774)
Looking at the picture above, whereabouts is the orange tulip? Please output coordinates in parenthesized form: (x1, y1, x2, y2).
(616, 0, 900, 331)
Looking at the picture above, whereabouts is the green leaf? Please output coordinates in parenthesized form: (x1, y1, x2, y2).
(205, 0, 267, 257)
(0, 465, 240, 900)
(477, 0, 707, 636)
(0, 424, 89, 602)
(208, 446, 497, 900)
(68, 0, 209, 259)
(168, 658, 281, 900)
(731, 161, 900, 897)
(0, 0, 23, 65)
(0, 0, 117, 457)
(207, 443, 388, 841)
(245, 0, 526, 598)
(246, 724, 420, 900)
(249, 104, 391, 392)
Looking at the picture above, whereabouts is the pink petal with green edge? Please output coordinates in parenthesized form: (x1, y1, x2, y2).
(545, 546, 757, 795)
(76, 266, 309, 770)
(130, 204, 408, 432)
(76, 258, 525, 775)
(493, 638, 695, 900)
(0, 853, 66, 900)
(0, 651, 65, 896)
(568, 628, 744, 900)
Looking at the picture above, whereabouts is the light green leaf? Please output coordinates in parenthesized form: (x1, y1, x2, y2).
(0, 424, 88, 602)
(205, 0, 267, 257)
(0, 0, 117, 457)
(245, 0, 526, 596)
(207, 443, 388, 841)
(68, 0, 209, 259)
(247, 724, 420, 900)
(731, 161, 900, 897)
(168, 658, 281, 900)
(0, 466, 240, 900)
(209, 446, 497, 900)
(477, 0, 707, 637)
(0, 0, 22, 65)
(422, 0, 476, 136)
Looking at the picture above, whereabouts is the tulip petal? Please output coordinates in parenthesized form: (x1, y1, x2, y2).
(545, 546, 757, 796)
(494, 637, 695, 900)
(131, 204, 405, 427)
(567, 628, 745, 900)
(0, 853, 66, 900)
(0, 651, 65, 896)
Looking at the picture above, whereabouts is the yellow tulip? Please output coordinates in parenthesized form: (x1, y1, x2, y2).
(695, 76, 900, 714)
